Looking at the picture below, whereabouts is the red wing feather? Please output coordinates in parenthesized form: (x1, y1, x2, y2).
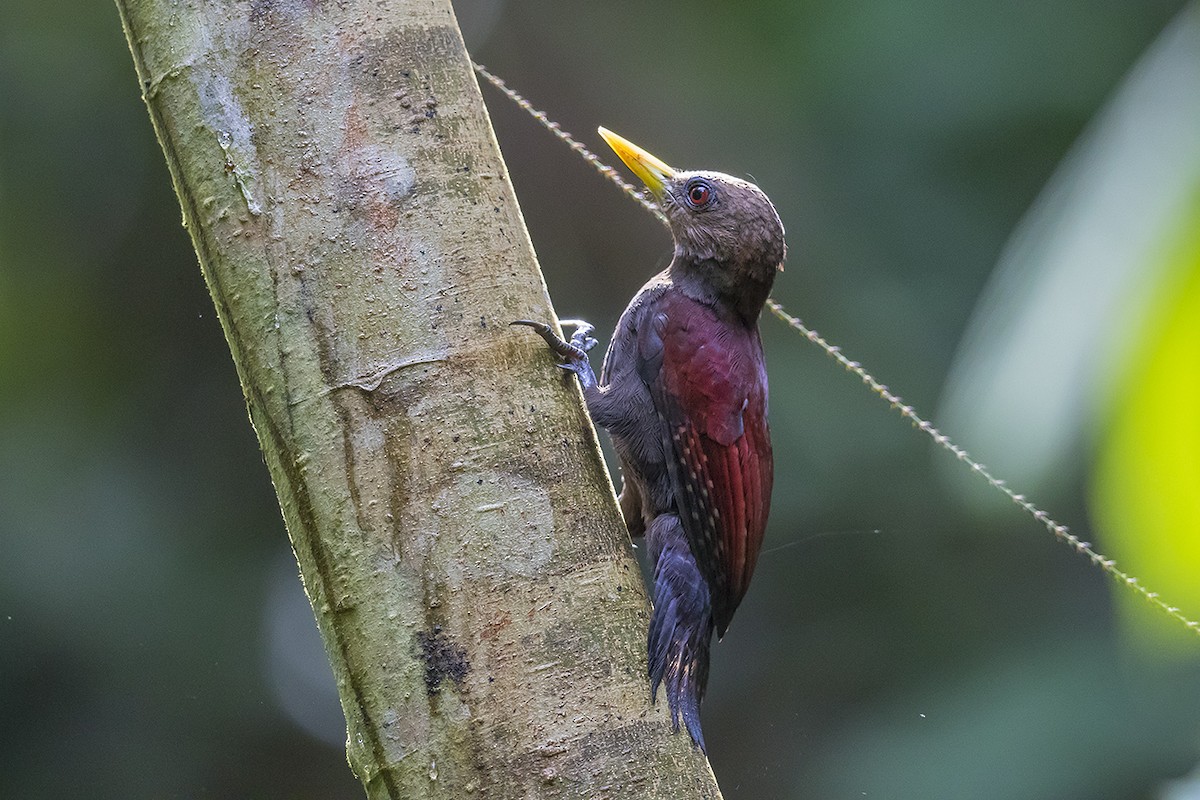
(644, 294, 773, 636)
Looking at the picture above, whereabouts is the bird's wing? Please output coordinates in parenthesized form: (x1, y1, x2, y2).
(639, 297, 773, 636)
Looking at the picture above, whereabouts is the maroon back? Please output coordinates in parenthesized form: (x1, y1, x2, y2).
(642, 291, 773, 636)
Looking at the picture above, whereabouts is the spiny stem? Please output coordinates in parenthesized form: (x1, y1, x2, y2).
(473, 61, 1200, 639)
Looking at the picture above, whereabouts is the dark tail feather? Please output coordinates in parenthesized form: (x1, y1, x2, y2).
(647, 515, 715, 752)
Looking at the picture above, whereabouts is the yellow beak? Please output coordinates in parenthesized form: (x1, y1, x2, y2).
(598, 127, 676, 197)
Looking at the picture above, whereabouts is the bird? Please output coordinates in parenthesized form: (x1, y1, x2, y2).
(514, 127, 784, 752)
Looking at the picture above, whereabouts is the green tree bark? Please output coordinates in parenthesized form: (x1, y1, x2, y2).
(115, 0, 722, 797)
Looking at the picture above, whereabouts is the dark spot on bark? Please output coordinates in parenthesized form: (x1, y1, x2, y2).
(250, 0, 324, 24)
(249, 0, 272, 21)
(416, 625, 469, 695)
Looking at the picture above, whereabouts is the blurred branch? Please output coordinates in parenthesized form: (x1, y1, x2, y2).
(114, 0, 720, 796)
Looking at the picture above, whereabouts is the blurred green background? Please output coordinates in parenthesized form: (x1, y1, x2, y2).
(3, 1, 1198, 797)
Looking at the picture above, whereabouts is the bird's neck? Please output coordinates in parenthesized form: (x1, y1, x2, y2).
(669, 255, 776, 326)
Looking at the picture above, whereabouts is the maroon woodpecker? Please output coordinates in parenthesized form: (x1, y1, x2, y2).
(515, 128, 783, 751)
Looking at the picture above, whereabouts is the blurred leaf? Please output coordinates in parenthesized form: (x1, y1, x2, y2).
(939, 2, 1200, 504)
(1093, 206, 1200, 654)
(937, 1, 1200, 655)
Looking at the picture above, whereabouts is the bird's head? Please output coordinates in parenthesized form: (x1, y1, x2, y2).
(599, 127, 786, 278)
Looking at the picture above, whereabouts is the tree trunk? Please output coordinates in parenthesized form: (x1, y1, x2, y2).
(115, 0, 722, 797)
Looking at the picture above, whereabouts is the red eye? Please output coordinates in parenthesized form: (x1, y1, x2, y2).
(686, 181, 712, 208)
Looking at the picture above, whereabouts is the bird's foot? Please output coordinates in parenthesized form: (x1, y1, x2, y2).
(511, 319, 598, 389)
(557, 319, 598, 353)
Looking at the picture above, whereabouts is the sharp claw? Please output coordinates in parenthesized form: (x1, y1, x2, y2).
(511, 319, 551, 334)
(511, 319, 562, 348)
(512, 318, 588, 362)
